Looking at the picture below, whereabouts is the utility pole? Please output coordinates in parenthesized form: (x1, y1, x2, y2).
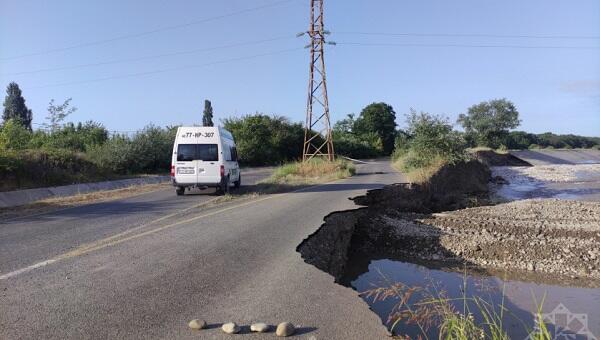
(301, 0, 334, 162)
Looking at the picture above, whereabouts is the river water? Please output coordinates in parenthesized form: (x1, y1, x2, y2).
(347, 259, 600, 338)
(492, 163, 600, 202)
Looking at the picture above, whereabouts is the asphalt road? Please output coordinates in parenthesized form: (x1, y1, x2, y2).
(0, 160, 403, 339)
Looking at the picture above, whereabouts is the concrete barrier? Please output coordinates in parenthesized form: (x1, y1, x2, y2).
(0, 176, 170, 208)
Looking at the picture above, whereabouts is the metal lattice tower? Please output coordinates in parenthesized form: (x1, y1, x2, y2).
(303, 0, 334, 162)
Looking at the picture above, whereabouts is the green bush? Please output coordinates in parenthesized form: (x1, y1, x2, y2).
(27, 121, 108, 152)
(0, 148, 103, 191)
(223, 114, 304, 165)
(0, 119, 32, 150)
(87, 136, 135, 174)
(333, 133, 381, 159)
(395, 110, 468, 172)
(87, 125, 176, 174)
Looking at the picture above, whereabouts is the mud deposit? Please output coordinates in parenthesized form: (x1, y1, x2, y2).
(297, 160, 600, 337)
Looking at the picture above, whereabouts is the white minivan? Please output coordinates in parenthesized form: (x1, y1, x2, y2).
(171, 126, 241, 196)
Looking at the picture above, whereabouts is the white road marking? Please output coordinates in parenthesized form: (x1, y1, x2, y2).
(0, 180, 351, 281)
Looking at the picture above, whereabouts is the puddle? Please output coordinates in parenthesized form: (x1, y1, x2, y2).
(345, 259, 600, 338)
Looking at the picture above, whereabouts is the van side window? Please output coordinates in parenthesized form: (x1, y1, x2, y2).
(231, 147, 238, 162)
(224, 145, 232, 161)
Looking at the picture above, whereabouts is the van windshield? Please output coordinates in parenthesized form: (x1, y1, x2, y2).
(177, 144, 218, 162)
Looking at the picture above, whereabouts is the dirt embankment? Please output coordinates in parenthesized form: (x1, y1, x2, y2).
(297, 159, 600, 288)
(471, 150, 532, 167)
(355, 160, 491, 213)
(298, 160, 491, 280)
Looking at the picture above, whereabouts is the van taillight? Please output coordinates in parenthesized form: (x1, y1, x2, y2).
(170, 165, 175, 177)
(220, 165, 225, 177)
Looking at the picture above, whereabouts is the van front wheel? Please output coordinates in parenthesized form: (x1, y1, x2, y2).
(175, 187, 185, 196)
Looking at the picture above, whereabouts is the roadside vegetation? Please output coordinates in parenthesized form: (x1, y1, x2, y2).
(392, 110, 469, 183)
(2, 80, 598, 192)
(262, 158, 355, 185)
(363, 272, 551, 340)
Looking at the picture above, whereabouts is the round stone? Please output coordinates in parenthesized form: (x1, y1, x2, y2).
(276, 322, 295, 337)
(188, 319, 207, 330)
(250, 323, 270, 333)
(222, 322, 240, 334)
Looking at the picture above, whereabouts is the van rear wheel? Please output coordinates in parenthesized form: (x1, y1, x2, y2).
(234, 174, 241, 189)
(217, 176, 230, 195)
(176, 187, 185, 196)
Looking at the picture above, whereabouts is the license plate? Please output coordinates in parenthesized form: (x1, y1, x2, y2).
(177, 167, 194, 174)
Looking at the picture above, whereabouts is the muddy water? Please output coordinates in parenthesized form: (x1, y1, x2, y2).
(346, 259, 600, 338)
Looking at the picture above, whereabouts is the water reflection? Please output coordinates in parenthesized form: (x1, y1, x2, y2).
(347, 259, 600, 339)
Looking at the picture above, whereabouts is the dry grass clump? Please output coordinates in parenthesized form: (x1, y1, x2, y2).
(393, 155, 447, 184)
(468, 146, 509, 155)
(263, 158, 356, 185)
(362, 270, 551, 340)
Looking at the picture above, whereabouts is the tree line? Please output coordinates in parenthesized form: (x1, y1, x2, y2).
(1, 81, 598, 190)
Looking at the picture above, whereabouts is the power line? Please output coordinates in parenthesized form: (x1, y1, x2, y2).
(0, 0, 298, 61)
(336, 42, 600, 50)
(28, 47, 303, 89)
(334, 31, 600, 40)
(1, 36, 295, 76)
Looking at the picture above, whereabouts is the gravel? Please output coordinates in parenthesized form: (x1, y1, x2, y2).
(380, 198, 600, 285)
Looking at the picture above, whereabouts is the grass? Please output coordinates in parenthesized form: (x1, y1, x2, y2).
(213, 159, 356, 204)
(392, 153, 448, 184)
(261, 158, 356, 185)
(362, 269, 552, 340)
(467, 146, 509, 155)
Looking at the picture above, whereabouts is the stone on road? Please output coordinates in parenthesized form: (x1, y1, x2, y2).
(188, 319, 207, 330)
(250, 322, 270, 332)
(276, 322, 295, 337)
(221, 322, 240, 334)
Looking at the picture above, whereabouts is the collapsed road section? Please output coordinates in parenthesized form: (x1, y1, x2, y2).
(298, 159, 600, 291)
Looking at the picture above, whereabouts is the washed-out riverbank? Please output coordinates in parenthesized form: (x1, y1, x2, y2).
(297, 153, 600, 337)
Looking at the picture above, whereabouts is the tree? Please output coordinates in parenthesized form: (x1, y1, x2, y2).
(457, 98, 520, 148)
(395, 109, 467, 171)
(44, 98, 77, 132)
(203, 100, 214, 127)
(333, 114, 355, 134)
(222, 114, 304, 165)
(353, 102, 397, 154)
(2, 82, 33, 130)
(0, 118, 32, 150)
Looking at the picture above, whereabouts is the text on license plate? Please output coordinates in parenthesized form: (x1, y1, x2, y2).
(177, 167, 195, 174)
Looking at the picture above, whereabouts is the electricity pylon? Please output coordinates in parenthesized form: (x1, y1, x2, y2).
(301, 0, 334, 162)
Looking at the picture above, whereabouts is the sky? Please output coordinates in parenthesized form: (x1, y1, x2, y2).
(1, 0, 599, 136)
